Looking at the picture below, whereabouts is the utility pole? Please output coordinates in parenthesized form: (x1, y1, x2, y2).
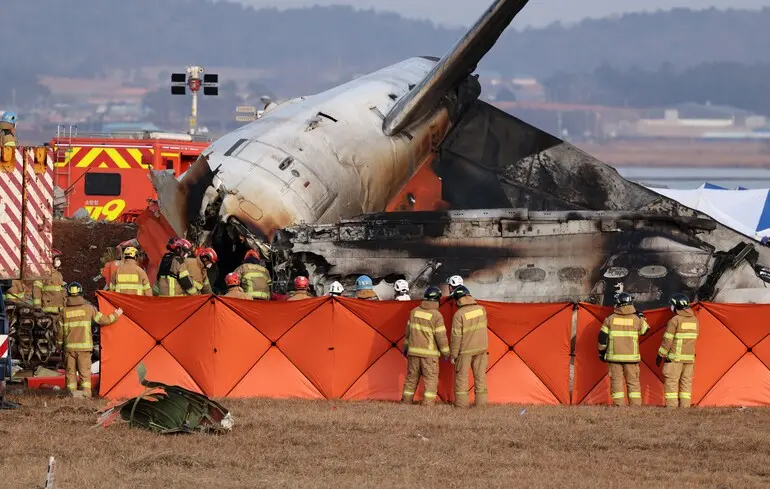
(170, 66, 219, 135)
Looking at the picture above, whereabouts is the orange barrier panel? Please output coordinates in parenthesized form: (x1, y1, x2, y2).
(573, 303, 770, 406)
(98, 293, 572, 403)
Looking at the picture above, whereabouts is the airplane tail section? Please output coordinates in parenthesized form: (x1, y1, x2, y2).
(383, 0, 530, 136)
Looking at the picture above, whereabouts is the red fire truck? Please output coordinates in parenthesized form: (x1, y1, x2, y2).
(51, 128, 211, 222)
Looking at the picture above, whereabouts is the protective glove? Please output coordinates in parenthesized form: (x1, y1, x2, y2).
(450, 357, 456, 365)
(636, 311, 645, 318)
(655, 355, 664, 367)
(114, 308, 124, 317)
(598, 351, 607, 362)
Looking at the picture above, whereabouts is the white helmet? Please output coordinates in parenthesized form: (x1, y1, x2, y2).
(447, 275, 464, 288)
(329, 281, 344, 295)
(394, 279, 409, 294)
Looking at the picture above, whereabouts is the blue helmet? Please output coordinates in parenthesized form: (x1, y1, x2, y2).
(355, 275, 373, 291)
(1, 112, 17, 125)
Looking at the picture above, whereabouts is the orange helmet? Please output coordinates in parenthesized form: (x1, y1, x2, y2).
(244, 249, 261, 261)
(294, 276, 309, 290)
(225, 272, 240, 287)
(196, 247, 218, 264)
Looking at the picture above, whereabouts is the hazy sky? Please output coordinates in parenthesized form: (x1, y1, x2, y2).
(238, 0, 770, 27)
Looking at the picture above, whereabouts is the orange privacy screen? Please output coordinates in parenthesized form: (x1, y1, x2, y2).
(97, 292, 770, 406)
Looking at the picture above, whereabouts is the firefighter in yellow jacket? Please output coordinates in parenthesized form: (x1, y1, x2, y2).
(32, 249, 66, 318)
(402, 286, 449, 405)
(287, 276, 313, 301)
(656, 293, 699, 408)
(179, 247, 216, 295)
(450, 285, 488, 408)
(6, 280, 29, 303)
(222, 273, 250, 299)
(234, 249, 271, 300)
(156, 238, 190, 297)
(598, 292, 650, 406)
(59, 282, 122, 397)
(109, 247, 152, 296)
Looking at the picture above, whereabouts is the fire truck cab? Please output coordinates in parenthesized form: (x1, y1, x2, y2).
(51, 129, 211, 222)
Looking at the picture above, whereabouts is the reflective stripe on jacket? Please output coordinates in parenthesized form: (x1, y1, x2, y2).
(32, 270, 66, 313)
(110, 259, 152, 296)
(450, 296, 488, 358)
(234, 263, 271, 300)
(404, 301, 449, 357)
(658, 309, 699, 363)
(6, 280, 28, 301)
(179, 257, 212, 295)
(157, 256, 184, 297)
(59, 296, 119, 351)
(598, 305, 649, 362)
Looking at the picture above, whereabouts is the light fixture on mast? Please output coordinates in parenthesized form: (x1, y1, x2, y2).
(171, 66, 219, 135)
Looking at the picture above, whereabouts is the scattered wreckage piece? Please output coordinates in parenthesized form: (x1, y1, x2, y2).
(97, 364, 233, 434)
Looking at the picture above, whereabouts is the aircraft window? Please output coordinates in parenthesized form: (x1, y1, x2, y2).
(388, 94, 398, 100)
(317, 112, 338, 122)
(224, 138, 247, 156)
(84, 173, 121, 196)
(369, 107, 384, 120)
(291, 169, 300, 178)
(278, 156, 294, 171)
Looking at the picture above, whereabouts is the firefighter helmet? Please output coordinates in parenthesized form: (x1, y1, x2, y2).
(670, 293, 690, 310)
(123, 247, 139, 259)
(1, 112, 17, 125)
(394, 279, 409, 294)
(52, 249, 62, 257)
(355, 275, 373, 291)
(614, 292, 633, 308)
(66, 282, 83, 297)
(329, 281, 344, 296)
(196, 247, 218, 263)
(244, 249, 261, 261)
(447, 275, 463, 288)
(225, 273, 240, 287)
(294, 276, 309, 290)
(177, 239, 193, 252)
(423, 286, 442, 301)
(451, 285, 470, 300)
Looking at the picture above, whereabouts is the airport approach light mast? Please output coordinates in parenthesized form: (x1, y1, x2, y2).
(170, 66, 219, 135)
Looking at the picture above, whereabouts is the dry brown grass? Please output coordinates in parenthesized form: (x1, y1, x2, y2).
(2, 393, 770, 489)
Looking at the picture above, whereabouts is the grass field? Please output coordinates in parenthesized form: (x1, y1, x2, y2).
(3, 394, 770, 489)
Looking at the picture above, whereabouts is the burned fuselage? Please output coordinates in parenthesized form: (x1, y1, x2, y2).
(276, 209, 769, 309)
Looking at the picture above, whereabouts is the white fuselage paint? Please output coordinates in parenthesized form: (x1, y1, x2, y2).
(198, 57, 450, 238)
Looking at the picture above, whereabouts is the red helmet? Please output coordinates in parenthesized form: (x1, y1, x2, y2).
(196, 247, 218, 264)
(176, 238, 193, 252)
(225, 272, 240, 287)
(52, 248, 62, 257)
(294, 276, 309, 290)
(244, 249, 261, 261)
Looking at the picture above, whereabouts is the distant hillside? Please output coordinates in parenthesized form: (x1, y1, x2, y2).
(5, 0, 770, 81)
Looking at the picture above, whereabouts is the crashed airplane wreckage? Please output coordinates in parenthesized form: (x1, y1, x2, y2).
(148, 0, 770, 308)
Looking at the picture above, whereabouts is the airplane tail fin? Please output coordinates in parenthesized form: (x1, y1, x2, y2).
(383, 0, 530, 136)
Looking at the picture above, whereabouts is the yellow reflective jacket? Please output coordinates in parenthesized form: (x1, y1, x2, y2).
(404, 301, 449, 358)
(450, 296, 488, 358)
(110, 259, 152, 296)
(59, 296, 119, 351)
(598, 305, 650, 363)
(658, 309, 699, 363)
(32, 270, 66, 314)
(233, 263, 271, 300)
(6, 280, 29, 302)
(179, 257, 212, 295)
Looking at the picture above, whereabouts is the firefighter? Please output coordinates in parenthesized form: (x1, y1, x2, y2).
(450, 285, 488, 408)
(109, 247, 152, 296)
(179, 247, 216, 295)
(328, 281, 344, 297)
(6, 280, 29, 303)
(59, 282, 123, 397)
(234, 249, 271, 300)
(32, 249, 66, 319)
(355, 275, 378, 300)
(447, 275, 464, 295)
(100, 239, 137, 290)
(401, 286, 449, 405)
(156, 238, 189, 297)
(394, 279, 411, 301)
(657, 293, 700, 408)
(598, 292, 650, 406)
(287, 276, 312, 301)
(0, 111, 17, 147)
(222, 273, 250, 299)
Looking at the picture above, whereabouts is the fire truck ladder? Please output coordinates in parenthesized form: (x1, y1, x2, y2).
(55, 125, 78, 212)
